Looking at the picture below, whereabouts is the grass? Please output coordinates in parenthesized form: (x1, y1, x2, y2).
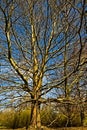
(45, 127, 87, 130)
(0, 127, 87, 130)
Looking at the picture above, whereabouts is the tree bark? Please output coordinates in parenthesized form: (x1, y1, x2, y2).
(30, 96, 41, 130)
(80, 106, 84, 126)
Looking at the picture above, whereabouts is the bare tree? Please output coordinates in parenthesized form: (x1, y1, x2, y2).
(0, 0, 87, 129)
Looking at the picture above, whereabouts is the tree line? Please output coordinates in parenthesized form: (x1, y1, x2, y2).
(0, 103, 87, 129)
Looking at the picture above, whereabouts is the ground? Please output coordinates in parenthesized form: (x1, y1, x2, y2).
(0, 127, 87, 130)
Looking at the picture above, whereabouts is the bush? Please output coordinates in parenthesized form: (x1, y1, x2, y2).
(0, 109, 15, 128)
(41, 106, 67, 127)
(19, 109, 31, 128)
(41, 106, 57, 127)
(83, 115, 87, 126)
(71, 114, 81, 127)
(0, 106, 87, 128)
(0, 108, 31, 129)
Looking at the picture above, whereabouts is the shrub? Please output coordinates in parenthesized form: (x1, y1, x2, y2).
(41, 106, 57, 127)
(19, 109, 31, 128)
(83, 114, 87, 126)
(0, 108, 31, 129)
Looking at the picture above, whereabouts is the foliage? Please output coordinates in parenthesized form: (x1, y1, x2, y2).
(0, 106, 86, 129)
(0, 109, 31, 129)
(83, 114, 87, 126)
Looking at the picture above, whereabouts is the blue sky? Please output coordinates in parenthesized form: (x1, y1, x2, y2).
(0, 0, 87, 109)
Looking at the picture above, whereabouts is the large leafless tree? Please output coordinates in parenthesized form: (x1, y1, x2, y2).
(0, 0, 87, 129)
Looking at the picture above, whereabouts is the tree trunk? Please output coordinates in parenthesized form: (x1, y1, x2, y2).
(80, 107, 84, 126)
(65, 104, 72, 127)
(30, 97, 41, 130)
